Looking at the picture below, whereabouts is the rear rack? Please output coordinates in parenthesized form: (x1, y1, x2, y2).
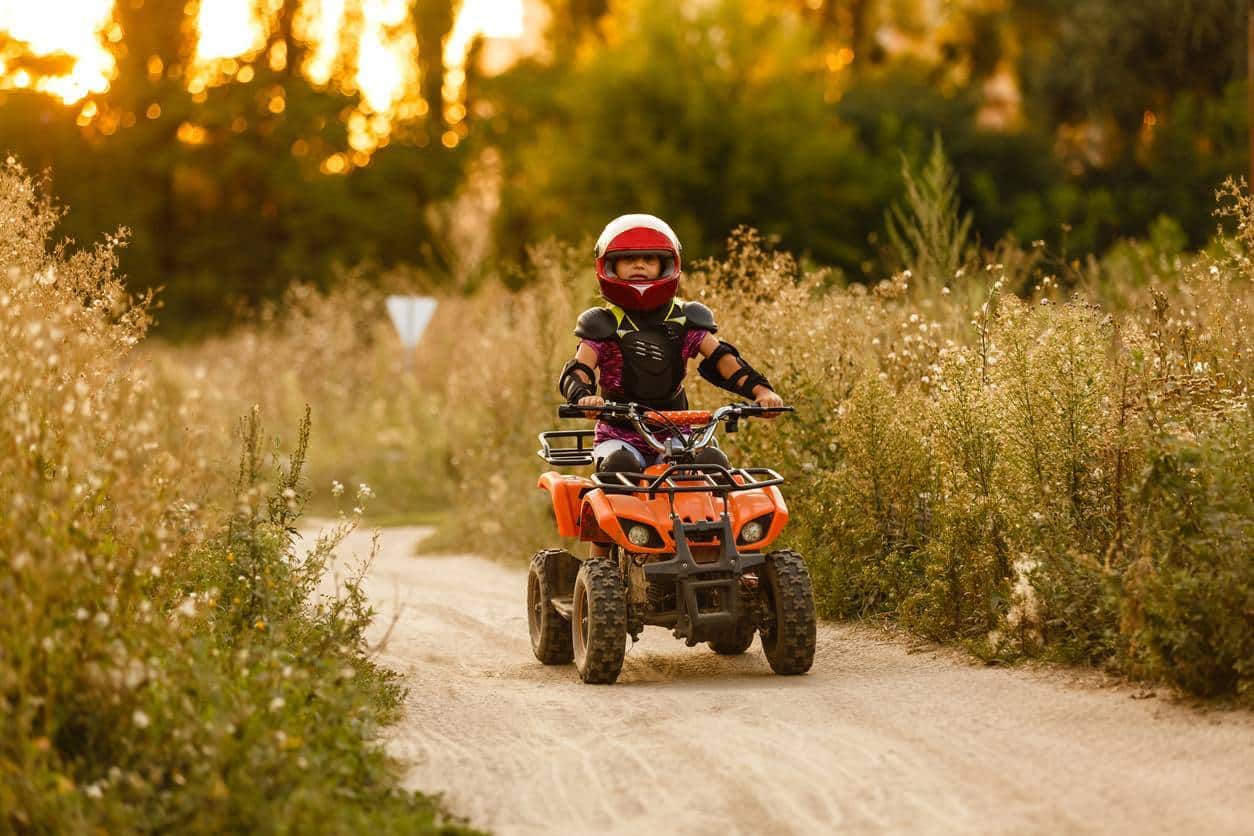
(591, 463, 783, 497)
(537, 429, 596, 466)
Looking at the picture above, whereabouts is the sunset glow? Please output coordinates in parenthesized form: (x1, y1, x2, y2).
(196, 0, 267, 62)
(1, 0, 526, 157)
(0, 0, 115, 104)
(356, 0, 416, 113)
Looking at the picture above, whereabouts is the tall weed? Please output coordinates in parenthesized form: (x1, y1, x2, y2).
(0, 160, 465, 832)
(161, 173, 1253, 703)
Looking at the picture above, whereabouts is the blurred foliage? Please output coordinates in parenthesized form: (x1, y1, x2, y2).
(487, 0, 1247, 277)
(0, 0, 1248, 331)
(0, 0, 469, 336)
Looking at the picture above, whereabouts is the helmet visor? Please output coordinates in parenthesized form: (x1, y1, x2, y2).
(605, 250, 678, 279)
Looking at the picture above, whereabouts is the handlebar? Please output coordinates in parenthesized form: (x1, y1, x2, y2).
(556, 402, 793, 453)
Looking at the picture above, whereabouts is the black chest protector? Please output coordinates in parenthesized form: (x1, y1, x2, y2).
(573, 300, 720, 415)
(618, 321, 687, 408)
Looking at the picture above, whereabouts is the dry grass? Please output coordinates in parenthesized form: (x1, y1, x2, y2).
(0, 160, 467, 831)
(123, 162, 1253, 709)
(184, 189, 1253, 704)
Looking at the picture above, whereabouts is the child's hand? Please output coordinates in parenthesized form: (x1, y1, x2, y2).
(753, 387, 784, 417)
(578, 395, 605, 416)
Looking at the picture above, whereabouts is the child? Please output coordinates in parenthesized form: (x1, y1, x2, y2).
(557, 213, 784, 474)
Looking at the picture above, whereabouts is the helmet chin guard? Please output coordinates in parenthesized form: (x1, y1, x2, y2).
(594, 214, 683, 311)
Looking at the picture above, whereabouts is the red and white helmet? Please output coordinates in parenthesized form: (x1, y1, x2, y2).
(594, 214, 682, 310)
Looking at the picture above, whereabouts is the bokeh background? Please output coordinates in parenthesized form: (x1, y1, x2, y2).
(1, 0, 1247, 334)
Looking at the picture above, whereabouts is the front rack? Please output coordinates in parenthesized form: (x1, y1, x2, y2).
(591, 463, 783, 497)
(537, 429, 596, 466)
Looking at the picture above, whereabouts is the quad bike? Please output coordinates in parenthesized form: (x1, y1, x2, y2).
(530, 401, 817, 684)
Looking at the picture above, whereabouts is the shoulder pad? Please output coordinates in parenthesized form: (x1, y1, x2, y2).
(682, 301, 718, 333)
(575, 307, 617, 340)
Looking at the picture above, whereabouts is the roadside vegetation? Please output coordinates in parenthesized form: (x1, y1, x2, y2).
(0, 160, 469, 832)
(163, 151, 1253, 706)
(9, 142, 1245, 836)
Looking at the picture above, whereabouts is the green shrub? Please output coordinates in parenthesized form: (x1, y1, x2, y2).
(1120, 408, 1254, 699)
(0, 159, 469, 833)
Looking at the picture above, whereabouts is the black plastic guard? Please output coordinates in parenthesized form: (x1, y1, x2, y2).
(643, 515, 764, 644)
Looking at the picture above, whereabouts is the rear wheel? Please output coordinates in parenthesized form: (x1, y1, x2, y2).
(758, 550, 817, 675)
(572, 556, 627, 684)
(528, 549, 574, 664)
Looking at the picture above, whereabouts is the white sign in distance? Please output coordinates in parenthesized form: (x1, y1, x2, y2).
(385, 295, 438, 348)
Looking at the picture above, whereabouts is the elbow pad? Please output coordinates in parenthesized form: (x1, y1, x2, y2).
(698, 341, 771, 398)
(558, 358, 597, 403)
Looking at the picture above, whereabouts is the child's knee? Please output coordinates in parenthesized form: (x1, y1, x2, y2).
(694, 447, 730, 469)
(598, 448, 643, 474)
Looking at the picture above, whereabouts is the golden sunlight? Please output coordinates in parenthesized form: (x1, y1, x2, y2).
(297, 0, 345, 86)
(1, 0, 526, 143)
(0, 0, 115, 103)
(196, 0, 267, 62)
(357, 0, 415, 113)
(443, 0, 524, 123)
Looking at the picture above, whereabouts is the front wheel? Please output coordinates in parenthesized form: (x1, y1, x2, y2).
(572, 556, 627, 684)
(758, 550, 817, 675)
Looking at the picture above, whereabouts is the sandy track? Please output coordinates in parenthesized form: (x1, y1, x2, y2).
(320, 524, 1254, 836)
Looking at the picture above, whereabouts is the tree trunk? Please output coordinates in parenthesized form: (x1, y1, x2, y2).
(1248, 0, 1253, 183)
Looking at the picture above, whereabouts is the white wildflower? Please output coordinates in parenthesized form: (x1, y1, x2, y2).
(132, 710, 150, 729)
(330, 480, 344, 497)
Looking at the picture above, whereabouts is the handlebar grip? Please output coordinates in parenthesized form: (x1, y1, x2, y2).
(558, 404, 587, 418)
(739, 404, 794, 413)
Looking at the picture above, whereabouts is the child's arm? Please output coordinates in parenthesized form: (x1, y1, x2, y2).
(558, 343, 604, 407)
(696, 333, 784, 413)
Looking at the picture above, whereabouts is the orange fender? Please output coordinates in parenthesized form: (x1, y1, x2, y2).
(729, 485, 789, 550)
(537, 472, 592, 538)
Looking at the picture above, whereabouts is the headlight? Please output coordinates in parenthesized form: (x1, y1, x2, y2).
(627, 525, 653, 547)
(740, 519, 766, 543)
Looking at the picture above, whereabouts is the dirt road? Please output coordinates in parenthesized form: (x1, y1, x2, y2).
(323, 524, 1254, 836)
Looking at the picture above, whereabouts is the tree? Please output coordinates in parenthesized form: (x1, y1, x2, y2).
(412, 0, 460, 133)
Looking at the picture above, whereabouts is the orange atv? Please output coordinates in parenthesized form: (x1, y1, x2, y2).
(530, 402, 817, 684)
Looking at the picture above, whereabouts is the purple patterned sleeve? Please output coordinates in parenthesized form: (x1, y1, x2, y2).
(683, 328, 710, 360)
(580, 339, 622, 394)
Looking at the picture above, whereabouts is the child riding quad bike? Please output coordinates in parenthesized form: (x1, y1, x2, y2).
(531, 401, 818, 684)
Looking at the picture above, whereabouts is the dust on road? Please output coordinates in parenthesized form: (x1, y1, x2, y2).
(319, 523, 1254, 836)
